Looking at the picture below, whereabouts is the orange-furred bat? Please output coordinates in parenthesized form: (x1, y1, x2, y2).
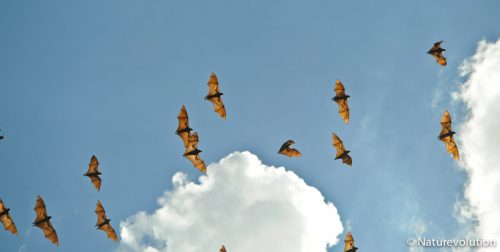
(95, 200, 118, 242)
(220, 245, 227, 252)
(176, 105, 193, 147)
(183, 132, 207, 173)
(332, 133, 352, 166)
(332, 80, 350, 124)
(84, 155, 102, 192)
(438, 111, 459, 160)
(278, 140, 302, 157)
(0, 199, 18, 235)
(427, 41, 447, 66)
(33, 196, 59, 247)
(205, 72, 227, 120)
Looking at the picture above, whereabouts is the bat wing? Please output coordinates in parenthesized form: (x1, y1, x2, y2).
(334, 80, 346, 96)
(0, 200, 18, 235)
(437, 55, 447, 66)
(332, 133, 346, 157)
(184, 132, 199, 152)
(207, 72, 220, 95)
(278, 140, 301, 157)
(439, 111, 453, 136)
(213, 99, 227, 120)
(88, 155, 99, 173)
(90, 176, 102, 191)
(176, 105, 191, 147)
(342, 153, 353, 166)
(34, 196, 48, 222)
(99, 223, 118, 241)
(446, 136, 460, 160)
(185, 154, 207, 172)
(220, 245, 227, 252)
(38, 220, 59, 246)
(95, 201, 107, 225)
(335, 99, 350, 124)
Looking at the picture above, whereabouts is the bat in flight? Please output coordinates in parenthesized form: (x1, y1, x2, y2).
(176, 105, 193, 147)
(332, 79, 350, 124)
(183, 132, 207, 173)
(205, 72, 227, 120)
(427, 41, 447, 66)
(0, 199, 18, 235)
(438, 110, 459, 160)
(220, 245, 227, 252)
(84, 155, 102, 192)
(278, 140, 302, 157)
(95, 200, 118, 241)
(33, 196, 59, 247)
(332, 133, 352, 166)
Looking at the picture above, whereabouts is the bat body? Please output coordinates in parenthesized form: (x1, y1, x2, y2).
(0, 199, 18, 235)
(220, 245, 227, 252)
(205, 72, 227, 120)
(95, 200, 118, 241)
(176, 105, 193, 147)
(33, 196, 59, 246)
(278, 140, 302, 157)
(332, 80, 350, 124)
(183, 132, 207, 173)
(427, 41, 447, 66)
(438, 111, 459, 160)
(84, 155, 102, 191)
(332, 133, 352, 166)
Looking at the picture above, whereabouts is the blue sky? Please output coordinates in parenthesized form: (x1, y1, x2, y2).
(1, 1, 500, 251)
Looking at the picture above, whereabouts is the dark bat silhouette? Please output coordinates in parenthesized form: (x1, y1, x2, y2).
(343, 232, 356, 252)
(332, 79, 350, 124)
(84, 155, 102, 191)
(438, 110, 459, 160)
(0, 199, 18, 235)
(427, 41, 447, 66)
(176, 105, 193, 147)
(33, 196, 59, 247)
(183, 132, 207, 173)
(278, 140, 301, 157)
(0, 129, 4, 140)
(220, 245, 227, 252)
(95, 200, 118, 241)
(205, 72, 227, 120)
(332, 133, 352, 166)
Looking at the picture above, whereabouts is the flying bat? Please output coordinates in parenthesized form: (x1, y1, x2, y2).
(332, 79, 350, 124)
(176, 105, 193, 147)
(427, 41, 447, 66)
(84, 155, 102, 192)
(220, 245, 227, 252)
(95, 200, 118, 241)
(183, 132, 207, 173)
(33, 196, 59, 246)
(0, 199, 18, 235)
(438, 110, 459, 160)
(205, 72, 227, 120)
(278, 140, 301, 157)
(332, 133, 352, 166)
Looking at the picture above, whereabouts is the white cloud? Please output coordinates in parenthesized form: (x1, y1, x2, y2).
(454, 39, 500, 250)
(118, 151, 343, 252)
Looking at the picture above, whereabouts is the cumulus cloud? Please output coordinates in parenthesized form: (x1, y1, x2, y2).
(118, 151, 343, 252)
(454, 39, 500, 248)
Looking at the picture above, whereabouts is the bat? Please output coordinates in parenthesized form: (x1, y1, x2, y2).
(438, 110, 459, 160)
(220, 245, 227, 252)
(95, 200, 118, 241)
(183, 132, 207, 173)
(33, 196, 59, 247)
(0, 199, 18, 235)
(278, 140, 301, 157)
(427, 41, 447, 66)
(332, 79, 350, 124)
(332, 133, 352, 166)
(204, 72, 227, 120)
(0, 129, 4, 140)
(343, 232, 355, 252)
(176, 105, 193, 147)
(84, 155, 102, 191)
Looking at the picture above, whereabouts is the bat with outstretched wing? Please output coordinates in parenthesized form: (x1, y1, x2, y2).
(332, 133, 352, 166)
(427, 41, 447, 66)
(0, 199, 18, 235)
(205, 72, 227, 120)
(438, 110, 459, 160)
(84, 155, 102, 191)
(183, 132, 207, 173)
(332, 80, 350, 124)
(176, 105, 193, 147)
(95, 200, 118, 241)
(33, 196, 59, 246)
(220, 245, 227, 252)
(278, 140, 301, 157)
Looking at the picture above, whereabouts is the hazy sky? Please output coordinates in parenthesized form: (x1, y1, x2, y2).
(1, 1, 500, 251)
